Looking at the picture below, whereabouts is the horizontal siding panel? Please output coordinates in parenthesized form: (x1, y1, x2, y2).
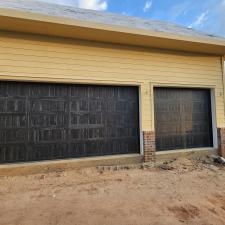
(0, 40, 221, 67)
(0, 53, 221, 73)
(0, 67, 221, 84)
(215, 103, 225, 107)
(0, 47, 221, 71)
(0, 61, 221, 78)
(0, 35, 221, 62)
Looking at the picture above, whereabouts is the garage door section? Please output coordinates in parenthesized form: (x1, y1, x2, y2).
(0, 82, 140, 163)
(154, 88, 213, 151)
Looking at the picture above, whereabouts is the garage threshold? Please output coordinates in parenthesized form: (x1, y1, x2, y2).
(0, 154, 143, 177)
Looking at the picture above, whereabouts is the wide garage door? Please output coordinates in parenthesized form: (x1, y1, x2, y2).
(154, 88, 213, 151)
(0, 82, 140, 163)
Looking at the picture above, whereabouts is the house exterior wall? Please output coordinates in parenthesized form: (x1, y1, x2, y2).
(219, 58, 225, 158)
(0, 31, 224, 160)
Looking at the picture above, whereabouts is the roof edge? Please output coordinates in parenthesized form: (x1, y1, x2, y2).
(0, 7, 225, 55)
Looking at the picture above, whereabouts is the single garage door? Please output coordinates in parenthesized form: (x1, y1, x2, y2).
(0, 82, 140, 163)
(154, 87, 213, 151)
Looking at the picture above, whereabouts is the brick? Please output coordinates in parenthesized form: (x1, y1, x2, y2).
(143, 131, 156, 162)
(217, 128, 225, 158)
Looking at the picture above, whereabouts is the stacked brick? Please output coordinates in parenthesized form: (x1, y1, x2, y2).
(143, 131, 156, 162)
(218, 128, 225, 158)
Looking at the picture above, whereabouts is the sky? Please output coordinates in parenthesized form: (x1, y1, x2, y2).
(42, 0, 225, 37)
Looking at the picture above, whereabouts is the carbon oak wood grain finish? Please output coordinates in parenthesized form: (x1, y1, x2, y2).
(154, 88, 213, 151)
(0, 82, 140, 163)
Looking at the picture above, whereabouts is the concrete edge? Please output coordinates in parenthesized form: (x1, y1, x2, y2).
(0, 154, 143, 177)
(0, 149, 218, 177)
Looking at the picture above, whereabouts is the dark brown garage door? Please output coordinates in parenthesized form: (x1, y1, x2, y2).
(0, 82, 140, 163)
(154, 88, 213, 151)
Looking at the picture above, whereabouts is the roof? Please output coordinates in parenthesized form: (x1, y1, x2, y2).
(0, 0, 223, 41)
(0, 0, 225, 55)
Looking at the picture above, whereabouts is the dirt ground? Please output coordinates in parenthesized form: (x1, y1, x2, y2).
(0, 157, 225, 225)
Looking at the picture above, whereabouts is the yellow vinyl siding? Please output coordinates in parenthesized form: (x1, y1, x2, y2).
(0, 31, 224, 130)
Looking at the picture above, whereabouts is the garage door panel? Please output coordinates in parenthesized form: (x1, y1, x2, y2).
(70, 142, 86, 157)
(28, 143, 69, 161)
(0, 83, 27, 97)
(85, 140, 102, 156)
(0, 114, 26, 129)
(0, 82, 139, 163)
(0, 99, 26, 113)
(88, 100, 101, 112)
(28, 128, 68, 143)
(0, 144, 27, 163)
(155, 135, 185, 151)
(71, 85, 88, 98)
(154, 88, 213, 151)
(30, 100, 68, 113)
(186, 134, 210, 148)
(29, 114, 68, 128)
(1, 129, 27, 143)
(0, 83, 27, 163)
(29, 84, 70, 98)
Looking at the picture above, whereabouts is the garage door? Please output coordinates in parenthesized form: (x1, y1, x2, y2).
(154, 88, 213, 151)
(0, 82, 140, 163)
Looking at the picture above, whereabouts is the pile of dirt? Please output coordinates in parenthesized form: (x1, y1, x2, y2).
(156, 157, 196, 171)
(157, 155, 225, 173)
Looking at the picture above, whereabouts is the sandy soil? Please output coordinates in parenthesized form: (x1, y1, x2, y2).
(0, 158, 225, 225)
